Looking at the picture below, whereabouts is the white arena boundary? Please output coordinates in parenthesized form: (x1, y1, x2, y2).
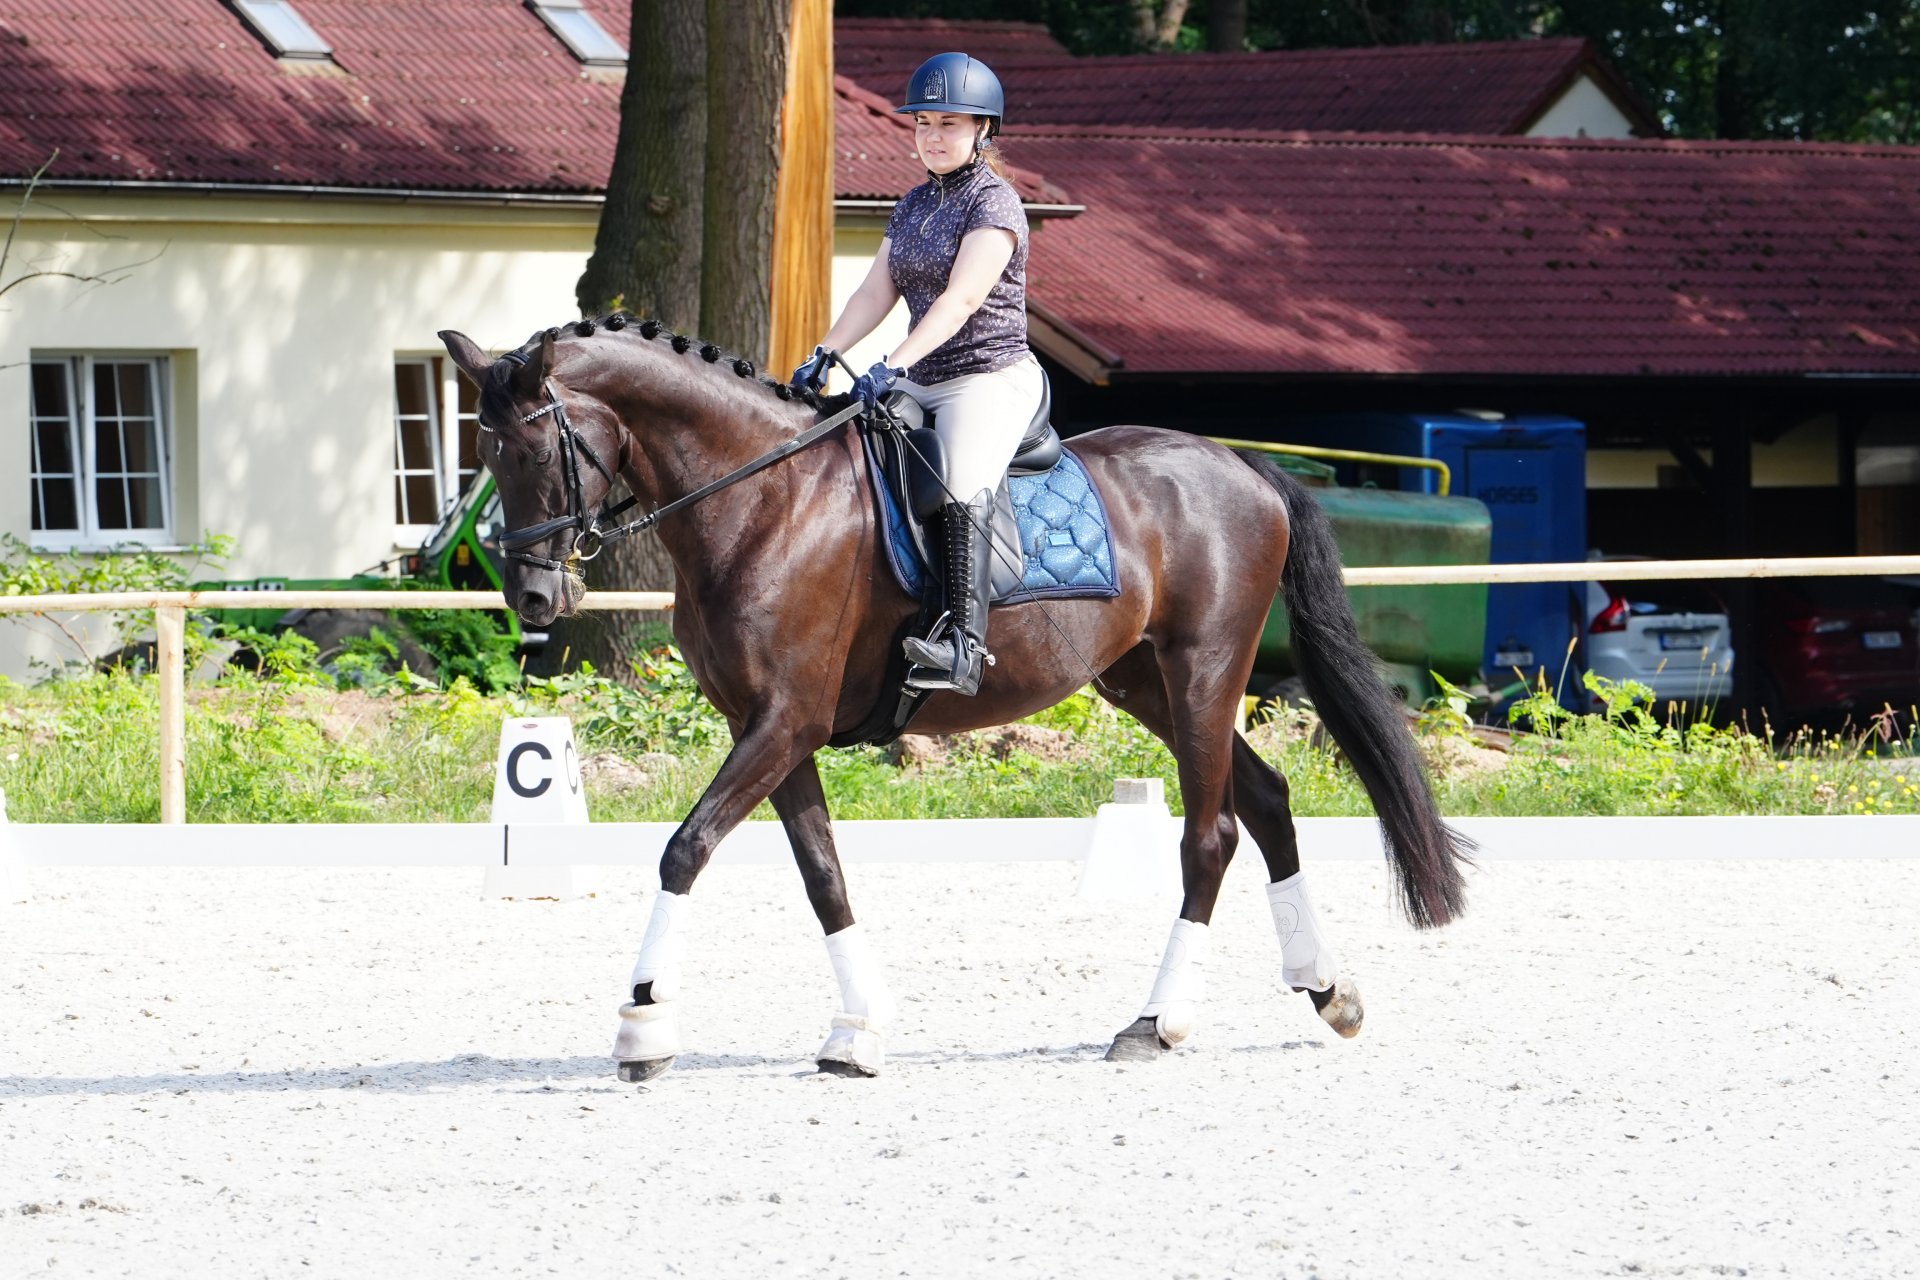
(6, 815, 1917, 872)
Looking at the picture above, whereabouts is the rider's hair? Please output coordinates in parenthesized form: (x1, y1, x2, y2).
(978, 123, 1009, 179)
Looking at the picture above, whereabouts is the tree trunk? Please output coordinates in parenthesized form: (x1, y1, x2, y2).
(545, 0, 708, 680)
(701, 0, 791, 365)
(1154, 0, 1191, 48)
(575, 2, 707, 323)
(1208, 0, 1247, 53)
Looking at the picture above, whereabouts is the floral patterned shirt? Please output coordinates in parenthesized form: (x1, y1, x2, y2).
(885, 159, 1030, 385)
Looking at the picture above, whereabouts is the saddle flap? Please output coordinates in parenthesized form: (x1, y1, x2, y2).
(906, 428, 948, 520)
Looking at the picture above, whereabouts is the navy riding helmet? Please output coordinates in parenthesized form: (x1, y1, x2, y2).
(896, 52, 1004, 135)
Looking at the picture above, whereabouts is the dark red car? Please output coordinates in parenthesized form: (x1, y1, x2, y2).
(1756, 576, 1920, 731)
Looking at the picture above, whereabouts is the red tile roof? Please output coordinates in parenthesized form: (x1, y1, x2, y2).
(1010, 127, 1920, 378)
(0, 0, 634, 192)
(840, 35, 1659, 138)
(834, 17, 1066, 106)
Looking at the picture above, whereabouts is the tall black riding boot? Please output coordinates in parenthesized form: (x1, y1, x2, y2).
(904, 488, 995, 696)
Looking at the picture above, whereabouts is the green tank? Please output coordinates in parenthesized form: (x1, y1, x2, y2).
(1254, 454, 1491, 705)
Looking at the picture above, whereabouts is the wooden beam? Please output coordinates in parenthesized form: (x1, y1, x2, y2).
(768, 0, 832, 378)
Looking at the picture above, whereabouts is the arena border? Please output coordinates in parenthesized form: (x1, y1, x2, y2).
(6, 815, 1917, 874)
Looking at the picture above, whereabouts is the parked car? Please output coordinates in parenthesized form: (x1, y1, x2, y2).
(1756, 576, 1920, 733)
(1584, 556, 1734, 715)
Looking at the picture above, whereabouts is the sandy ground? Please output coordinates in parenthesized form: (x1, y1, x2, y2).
(2, 852, 1915, 1279)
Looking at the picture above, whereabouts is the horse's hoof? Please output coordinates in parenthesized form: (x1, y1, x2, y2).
(1311, 978, 1364, 1039)
(616, 1057, 675, 1083)
(816, 1057, 877, 1079)
(1104, 1016, 1171, 1062)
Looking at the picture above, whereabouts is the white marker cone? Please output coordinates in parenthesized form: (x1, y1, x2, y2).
(1076, 778, 1181, 900)
(484, 717, 596, 900)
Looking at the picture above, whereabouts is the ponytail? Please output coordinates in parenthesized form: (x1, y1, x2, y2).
(979, 126, 1011, 179)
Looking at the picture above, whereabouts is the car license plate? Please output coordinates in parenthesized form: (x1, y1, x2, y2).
(1492, 648, 1534, 668)
(1658, 630, 1712, 650)
(1863, 630, 1904, 650)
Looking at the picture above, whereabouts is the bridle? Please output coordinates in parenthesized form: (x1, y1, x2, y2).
(490, 370, 867, 574)
(490, 376, 635, 572)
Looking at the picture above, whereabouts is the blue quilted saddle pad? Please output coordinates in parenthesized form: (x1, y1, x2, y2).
(873, 447, 1121, 604)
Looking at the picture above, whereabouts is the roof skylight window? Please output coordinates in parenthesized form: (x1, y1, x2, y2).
(527, 0, 627, 67)
(232, 0, 333, 59)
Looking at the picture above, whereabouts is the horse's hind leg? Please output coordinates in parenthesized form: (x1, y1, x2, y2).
(769, 754, 897, 1078)
(1232, 736, 1364, 1039)
(1097, 642, 1245, 1060)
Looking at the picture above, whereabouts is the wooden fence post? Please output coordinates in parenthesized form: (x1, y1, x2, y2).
(156, 604, 186, 824)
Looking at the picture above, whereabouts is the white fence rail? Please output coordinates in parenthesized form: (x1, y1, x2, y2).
(5, 557, 1920, 824)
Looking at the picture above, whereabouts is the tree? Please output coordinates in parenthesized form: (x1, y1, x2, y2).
(553, 2, 796, 679)
(558, 4, 712, 679)
(702, 0, 792, 363)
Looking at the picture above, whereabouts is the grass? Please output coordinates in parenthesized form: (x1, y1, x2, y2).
(0, 658, 1915, 824)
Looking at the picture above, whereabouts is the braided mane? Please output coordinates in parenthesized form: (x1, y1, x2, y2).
(510, 313, 854, 416)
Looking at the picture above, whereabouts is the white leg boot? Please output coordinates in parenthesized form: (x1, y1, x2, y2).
(816, 923, 897, 1077)
(613, 891, 689, 1079)
(1268, 872, 1363, 1038)
(1140, 918, 1209, 1047)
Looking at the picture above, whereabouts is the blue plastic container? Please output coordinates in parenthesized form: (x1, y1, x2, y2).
(1276, 413, 1589, 708)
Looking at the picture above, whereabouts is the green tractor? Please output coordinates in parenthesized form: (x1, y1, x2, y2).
(194, 474, 536, 676)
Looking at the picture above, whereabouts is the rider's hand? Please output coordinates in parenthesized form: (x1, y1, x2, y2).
(851, 360, 902, 412)
(791, 345, 832, 393)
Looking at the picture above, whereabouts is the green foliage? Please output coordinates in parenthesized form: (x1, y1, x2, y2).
(2, 646, 1915, 824)
(400, 609, 523, 693)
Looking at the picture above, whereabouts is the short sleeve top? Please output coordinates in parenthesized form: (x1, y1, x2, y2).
(884, 160, 1030, 385)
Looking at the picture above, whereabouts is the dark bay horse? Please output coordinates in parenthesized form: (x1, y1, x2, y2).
(439, 317, 1472, 1079)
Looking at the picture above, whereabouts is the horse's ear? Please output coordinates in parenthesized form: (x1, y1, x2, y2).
(510, 332, 556, 400)
(438, 331, 492, 385)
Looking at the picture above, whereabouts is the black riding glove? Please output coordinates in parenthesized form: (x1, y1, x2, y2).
(851, 360, 903, 413)
(791, 345, 832, 393)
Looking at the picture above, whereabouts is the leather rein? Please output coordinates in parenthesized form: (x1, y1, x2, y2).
(494, 374, 867, 574)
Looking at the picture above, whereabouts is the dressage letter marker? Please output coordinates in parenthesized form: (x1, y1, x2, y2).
(485, 718, 595, 900)
(1076, 778, 1182, 900)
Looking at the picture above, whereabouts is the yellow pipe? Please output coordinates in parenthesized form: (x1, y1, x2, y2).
(1209, 436, 1452, 497)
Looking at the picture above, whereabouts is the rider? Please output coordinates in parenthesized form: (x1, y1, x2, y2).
(792, 52, 1041, 698)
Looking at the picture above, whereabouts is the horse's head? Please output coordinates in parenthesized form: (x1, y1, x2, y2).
(439, 328, 626, 628)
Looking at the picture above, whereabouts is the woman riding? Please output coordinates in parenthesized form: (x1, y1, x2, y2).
(792, 52, 1041, 698)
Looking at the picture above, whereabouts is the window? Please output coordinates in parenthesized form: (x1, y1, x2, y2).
(393, 358, 482, 536)
(29, 356, 174, 547)
(231, 0, 333, 59)
(527, 0, 627, 66)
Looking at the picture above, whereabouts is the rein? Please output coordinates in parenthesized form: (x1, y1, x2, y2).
(495, 377, 866, 572)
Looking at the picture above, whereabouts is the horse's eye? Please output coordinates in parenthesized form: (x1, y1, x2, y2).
(533, 446, 554, 465)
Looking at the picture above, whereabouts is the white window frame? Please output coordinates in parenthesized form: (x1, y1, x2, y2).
(527, 0, 627, 67)
(392, 356, 483, 542)
(29, 354, 175, 551)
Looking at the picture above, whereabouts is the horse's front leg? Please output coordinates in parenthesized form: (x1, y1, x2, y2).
(613, 715, 822, 1083)
(768, 754, 897, 1078)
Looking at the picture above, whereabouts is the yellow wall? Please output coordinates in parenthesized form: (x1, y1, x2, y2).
(1, 192, 893, 676)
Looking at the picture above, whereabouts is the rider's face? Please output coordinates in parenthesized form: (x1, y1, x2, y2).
(914, 112, 984, 174)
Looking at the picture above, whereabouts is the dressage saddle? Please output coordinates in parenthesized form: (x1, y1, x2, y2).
(864, 366, 1064, 601)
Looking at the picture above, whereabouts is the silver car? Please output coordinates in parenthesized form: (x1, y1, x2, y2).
(1584, 556, 1735, 713)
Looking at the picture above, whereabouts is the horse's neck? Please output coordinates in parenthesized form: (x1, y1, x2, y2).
(607, 364, 825, 580)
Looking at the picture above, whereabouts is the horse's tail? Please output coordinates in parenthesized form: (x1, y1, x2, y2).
(1240, 452, 1474, 928)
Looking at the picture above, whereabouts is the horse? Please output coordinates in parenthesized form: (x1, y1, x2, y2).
(438, 315, 1473, 1080)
